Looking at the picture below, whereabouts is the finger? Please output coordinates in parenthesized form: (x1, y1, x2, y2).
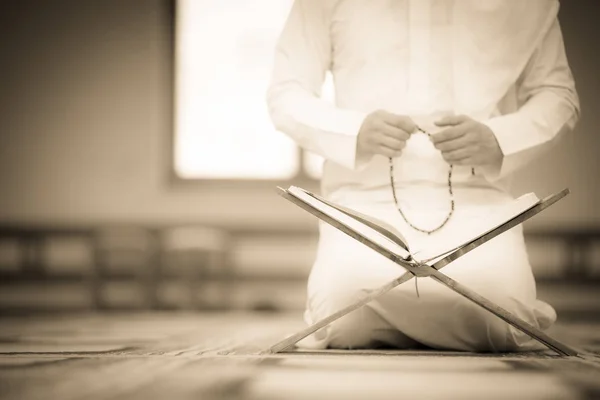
(433, 134, 472, 152)
(379, 134, 406, 151)
(378, 111, 417, 133)
(451, 157, 473, 166)
(431, 124, 469, 144)
(442, 147, 474, 163)
(379, 124, 411, 142)
(376, 145, 402, 158)
(434, 114, 471, 127)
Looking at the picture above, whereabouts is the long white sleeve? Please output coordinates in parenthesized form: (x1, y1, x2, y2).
(266, 0, 368, 170)
(481, 19, 580, 181)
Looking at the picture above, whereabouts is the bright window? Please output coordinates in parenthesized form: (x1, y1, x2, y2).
(174, 0, 329, 180)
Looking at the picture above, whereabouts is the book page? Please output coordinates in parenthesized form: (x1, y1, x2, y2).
(411, 193, 540, 262)
(296, 188, 410, 250)
(287, 187, 412, 259)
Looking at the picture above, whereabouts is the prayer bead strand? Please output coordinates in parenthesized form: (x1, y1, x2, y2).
(388, 126, 455, 235)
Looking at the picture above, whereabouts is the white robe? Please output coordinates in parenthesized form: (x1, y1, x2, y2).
(267, 0, 579, 351)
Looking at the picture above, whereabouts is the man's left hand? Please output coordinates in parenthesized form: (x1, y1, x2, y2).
(430, 115, 503, 167)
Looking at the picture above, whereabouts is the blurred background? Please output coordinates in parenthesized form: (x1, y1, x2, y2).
(0, 0, 598, 317)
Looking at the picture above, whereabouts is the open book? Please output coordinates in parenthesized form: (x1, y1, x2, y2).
(281, 186, 541, 263)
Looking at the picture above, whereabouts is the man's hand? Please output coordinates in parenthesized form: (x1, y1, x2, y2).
(431, 115, 503, 167)
(357, 110, 416, 159)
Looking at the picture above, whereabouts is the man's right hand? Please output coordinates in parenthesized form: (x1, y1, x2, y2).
(356, 110, 417, 159)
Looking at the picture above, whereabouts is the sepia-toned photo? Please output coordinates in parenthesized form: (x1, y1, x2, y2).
(0, 1, 598, 399)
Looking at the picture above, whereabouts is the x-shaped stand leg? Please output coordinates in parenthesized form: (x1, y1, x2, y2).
(263, 188, 579, 357)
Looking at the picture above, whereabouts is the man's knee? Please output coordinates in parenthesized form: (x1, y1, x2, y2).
(327, 307, 376, 349)
(326, 305, 421, 350)
(309, 284, 375, 349)
(310, 281, 401, 349)
(459, 304, 510, 352)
